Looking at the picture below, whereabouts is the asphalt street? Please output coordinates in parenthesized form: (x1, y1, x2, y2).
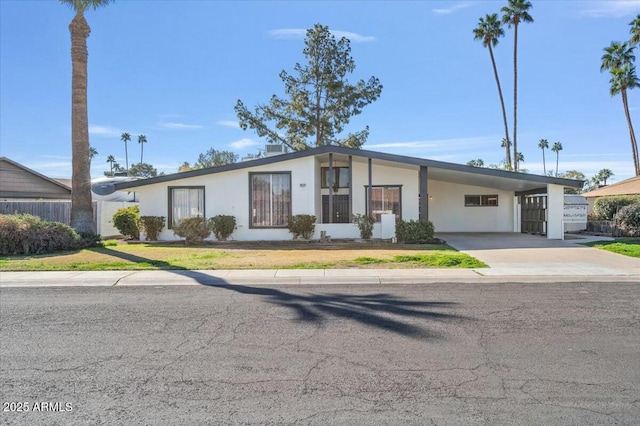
(1, 281, 639, 425)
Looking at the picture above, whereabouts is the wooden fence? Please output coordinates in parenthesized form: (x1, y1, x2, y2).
(586, 220, 637, 237)
(0, 201, 97, 227)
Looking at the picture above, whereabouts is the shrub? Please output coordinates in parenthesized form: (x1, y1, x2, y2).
(287, 215, 316, 240)
(112, 205, 140, 239)
(616, 203, 640, 236)
(395, 219, 435, 243)
(172, 217, 213, 245)
(140, 216, 166, 241)
(593, 195, 640, 221)
(353, 214, 375, 239)
(210, 215, 236, 241)
(0, 214, 81, 255)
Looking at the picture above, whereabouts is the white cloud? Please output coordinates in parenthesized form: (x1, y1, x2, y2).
(217, 120, 240, 128)
(268, 28, 376, 43)
(159, 122, 204, 130)
(89, 125, 121, 137)
(432, 2, 474, 15)
(366, 135, 499, 151)
(230, 138, 259, 150)
(582, 0, 640, 18)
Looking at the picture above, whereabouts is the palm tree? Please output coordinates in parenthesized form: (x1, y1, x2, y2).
(138, 134, 147, 164)
(597, 168, 614, 185)
(501, 0, 534, 172)
(89, 146, 98, 160)
(120, 132, 131, 174)
(60, 0, 112, 234)
(106, 154, 116, 174)
(474, 14, 511, 170)
(538, 138, 549, 175)
(630, 14, 640, 45)
(551, 141, 562, 177)
(601, 41, 635, 72)
(609, 64, 640, 176)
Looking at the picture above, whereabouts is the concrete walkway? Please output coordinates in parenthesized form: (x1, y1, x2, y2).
(1, 233, 637, 287)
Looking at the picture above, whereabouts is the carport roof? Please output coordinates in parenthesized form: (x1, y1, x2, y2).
(114, 145, 584, 192)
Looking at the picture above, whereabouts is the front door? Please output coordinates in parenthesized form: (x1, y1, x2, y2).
(322, 195, 350, 223)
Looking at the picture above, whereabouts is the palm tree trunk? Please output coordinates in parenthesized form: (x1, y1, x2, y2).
(488, 44, 511, 169)
(542, 149, 546, 175)
(622, 88, 640, 176)
(513, 23, 519, 171)
(555, 153, 559, 177)
(125, 142, 129, 173)
(69, 11, 95, 234)
(140, 143, 144, 165)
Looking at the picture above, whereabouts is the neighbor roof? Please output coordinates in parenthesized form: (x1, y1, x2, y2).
(582, 176, 640, 198)
(114, 145, 584, 192)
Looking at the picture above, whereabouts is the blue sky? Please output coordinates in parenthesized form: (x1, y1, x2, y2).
(1, 0, 639, 184)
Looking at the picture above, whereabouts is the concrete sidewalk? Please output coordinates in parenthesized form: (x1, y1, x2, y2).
(1, 233, 637, 287)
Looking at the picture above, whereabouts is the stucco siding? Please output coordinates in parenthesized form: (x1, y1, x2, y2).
(428, 180, 515, 232)
(137, 157, 317, 241)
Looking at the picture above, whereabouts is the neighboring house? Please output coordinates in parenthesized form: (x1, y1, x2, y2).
(115, 146, 583, 241)
(582, 176, 640, 214)
(0, 157, 71, 200)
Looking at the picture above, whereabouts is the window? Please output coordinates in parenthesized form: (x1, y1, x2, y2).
(465, 194, 498, 207)
(168, 186, 205, 228)
(366, 185, 401, 222)
(250, 172, 291, 227)
(321, 167, 350, 189)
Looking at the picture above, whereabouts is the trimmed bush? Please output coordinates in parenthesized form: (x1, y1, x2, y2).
(140, 216, 166, 241)
(395, 219, 435, 243)
(210, 215, 236, 241)
(0, 214, 81, 255)
(616, 203, 640, 236)
(353, 214, 375, 239)
(593, 195, 640, 221)
(172, 217, 213, 245)
(113, 205, 140, 239)
(287, 215, 316, 240)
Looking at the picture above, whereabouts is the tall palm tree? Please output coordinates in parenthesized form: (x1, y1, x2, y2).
(60, 0, 112, 234)
(551, 141, 562, 177)
(106, 154, 116, 174)
(501, 0, 534, 172)
(474, 14, 511, 170)
(538, 138, 549, 175)
(120, 132, 131, 173)
(601, 42, 640, 176)
(610, 64, 640, 176)
(630, 14, 640, 45)
(138, 134, 147, 164)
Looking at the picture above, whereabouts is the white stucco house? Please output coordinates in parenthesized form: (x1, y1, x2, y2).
(114, 146, 584, 241)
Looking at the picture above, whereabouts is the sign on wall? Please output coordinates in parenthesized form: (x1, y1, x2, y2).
(564, 204, 587, 223)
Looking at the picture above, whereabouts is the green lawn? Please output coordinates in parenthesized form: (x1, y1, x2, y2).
(0, 241, 487, 271)
(581, 238, 640, 258)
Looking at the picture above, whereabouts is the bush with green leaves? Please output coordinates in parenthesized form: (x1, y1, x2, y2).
(210, 215, 236, 241)
(0, 214, 81, 255)
(172, 217, 213, 245)
(353, 214, 375, 239)
(112, 205, 140, 239)
(593, 195, 640, 221)
(395, 219, 435, 243)
(287, 215, 316, 240)
(140, 216, 166, 241)
(615, 203, 640, 236)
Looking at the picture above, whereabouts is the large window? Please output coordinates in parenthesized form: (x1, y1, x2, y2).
(168, 186, 205, 228)
(366, 185, 401, 222)
(465, 194, 498, 207)
(321, 167, 350, 189)
(250, 172, 291, 227)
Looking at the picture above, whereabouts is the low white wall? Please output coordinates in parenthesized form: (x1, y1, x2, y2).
(428, 180, 515, 232)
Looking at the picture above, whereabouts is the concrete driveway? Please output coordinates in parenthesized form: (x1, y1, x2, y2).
(437, 232, 640, 276)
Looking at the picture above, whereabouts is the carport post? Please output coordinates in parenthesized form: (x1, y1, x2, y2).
(546, 184, 565, 240)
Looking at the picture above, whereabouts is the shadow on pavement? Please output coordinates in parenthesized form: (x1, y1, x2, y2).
(96, 248, 469, 339)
